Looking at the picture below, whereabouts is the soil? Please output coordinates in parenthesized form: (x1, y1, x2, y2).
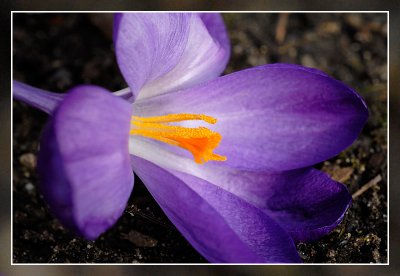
(12, 13, 387, 263)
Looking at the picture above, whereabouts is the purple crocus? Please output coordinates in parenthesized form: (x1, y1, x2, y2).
(13, 13, 368, 263)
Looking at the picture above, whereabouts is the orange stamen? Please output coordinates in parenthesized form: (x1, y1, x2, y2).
(130, 113, 226, 164)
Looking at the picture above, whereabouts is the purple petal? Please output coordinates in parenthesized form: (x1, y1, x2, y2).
(131, 155, 301, 263)
(114, 13, 230, 100)
(133, 63, 368, 171)
(261, 168, 352, 242)
(38, 85, 134, 239)
(13, 80, 64, 114)
(129, 137, 351, 243)
(198, 13, 230, 58)
(196, 166, 351, 242)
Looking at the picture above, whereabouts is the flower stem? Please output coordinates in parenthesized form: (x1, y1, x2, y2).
(13, 80, 64, 114)
(113, 87, 135, 102)
(113, 87, 131, 96)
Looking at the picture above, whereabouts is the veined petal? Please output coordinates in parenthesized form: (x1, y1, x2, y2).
(131, 155, 301, 263)
(198, 166, 352, 242)
(13, 80, 64, 114)
(258, 168, 352, 242)
(114, 13, 230, 100)
(130, 138, 351, 242)
(38, 85, 134, 239)
(132, 63, 368, 172)
(198, 13, 230, 53)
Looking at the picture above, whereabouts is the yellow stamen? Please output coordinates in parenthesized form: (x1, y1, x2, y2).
(130, 113, 226, 164)
(132, 113, 217, 124)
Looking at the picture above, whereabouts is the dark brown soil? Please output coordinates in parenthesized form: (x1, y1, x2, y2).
(13, 13, 387, 263)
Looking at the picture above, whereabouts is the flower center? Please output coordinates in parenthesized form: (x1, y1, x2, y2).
(130, 113, 226, 164)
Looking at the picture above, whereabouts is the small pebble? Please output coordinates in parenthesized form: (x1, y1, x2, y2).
(25, 182, 35, 192)
(19, 153, 37, 170)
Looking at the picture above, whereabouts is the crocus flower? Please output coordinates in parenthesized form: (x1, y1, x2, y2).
(13, 13, 368, 263)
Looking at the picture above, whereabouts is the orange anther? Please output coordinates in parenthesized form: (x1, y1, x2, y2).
(130, 113, 226, 164)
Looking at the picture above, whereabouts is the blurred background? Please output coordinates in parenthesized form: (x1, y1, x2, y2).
(2, 0, 398, 275)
